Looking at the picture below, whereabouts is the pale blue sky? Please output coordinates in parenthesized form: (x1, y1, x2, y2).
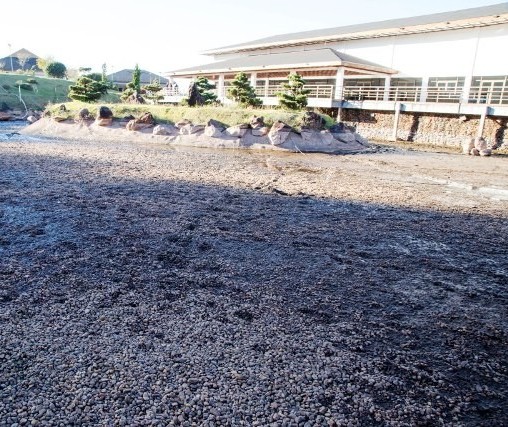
(0, 0, 502, 76)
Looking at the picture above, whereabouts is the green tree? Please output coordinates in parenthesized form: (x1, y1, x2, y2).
(195, 77, 217, 105)
(277, 72, 310, 110)
(45, 62, 67, 79)
(121, 64, 142, 102)
(83, 73, 109, 93)
(68, 76, 103, 102)
(36, 56, 54, 73)
(143, 80, 163, 103)
(227, 72, 261, 107)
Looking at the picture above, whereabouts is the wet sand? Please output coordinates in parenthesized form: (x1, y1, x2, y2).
(0, 134, 507, 425)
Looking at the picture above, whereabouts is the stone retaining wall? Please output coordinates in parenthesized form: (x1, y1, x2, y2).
(341, 109, 508, 148)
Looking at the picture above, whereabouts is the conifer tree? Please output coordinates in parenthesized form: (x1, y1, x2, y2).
(143, 80, 163, 103)
(121, 64, 143, 102)
(227, 72, 261, 107)
(195, 77, 218, 105)
(68, 76, 103, 102)
(277, 72, 310, 110)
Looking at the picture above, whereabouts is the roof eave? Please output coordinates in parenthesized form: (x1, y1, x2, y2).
(169, 60, 395, 77)
(203, 13, 508, 55)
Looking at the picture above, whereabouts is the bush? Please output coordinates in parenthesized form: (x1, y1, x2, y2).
(45, 62, 67, 78)
(14, 80, 33, 91)
(68, 77, 103, 102)
(26, 78, 38, 84)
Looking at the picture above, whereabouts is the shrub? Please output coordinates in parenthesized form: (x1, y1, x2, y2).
(14, 80, 33, 91)
(68, 77, 104, 102)
(26, 78, 38, 84)
(45, 62, 67, 78)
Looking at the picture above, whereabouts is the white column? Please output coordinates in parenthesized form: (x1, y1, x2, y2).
(264, 79, 269, 98)
(218, 74, 225, 101)
(477, 105, 489, 138)
(334, 68, 344, 100)
(250, 72, 257, 88)
(461, 75, 472, 104)
(419, 76, 429, 103)
(383, 76, 391, 101)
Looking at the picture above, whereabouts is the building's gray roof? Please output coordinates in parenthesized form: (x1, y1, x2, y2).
(205, 3, 508, 54)
(107, 69, 168, 84)
(170, 48, 395, 76)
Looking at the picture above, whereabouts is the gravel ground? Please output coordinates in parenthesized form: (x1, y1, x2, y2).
(0, 128, 507, 426)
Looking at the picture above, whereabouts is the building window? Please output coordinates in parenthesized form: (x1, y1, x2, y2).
(390, 78, 422, 102)
(427, 77, 464, 103)
(469, 75, 508, 104)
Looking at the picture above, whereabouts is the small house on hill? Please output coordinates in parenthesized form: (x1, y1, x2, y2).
(107, 69, 168, 90)
(0, 48, 41, 72)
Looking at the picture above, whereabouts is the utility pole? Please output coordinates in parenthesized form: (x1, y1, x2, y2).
(8, 43, 13, 72)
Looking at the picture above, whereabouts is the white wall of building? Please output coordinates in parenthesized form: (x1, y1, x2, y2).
(213, 24, 508, 78)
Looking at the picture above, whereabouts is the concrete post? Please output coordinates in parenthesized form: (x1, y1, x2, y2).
(334, 68, 344, 100)
(218, 74, 225, 101)
(392, 102, 402, 141)
(264, 79, 269, 98)
(383, 76, 391, 101)
(420, 77, 429, 103)
(461, 75, 472, 104)
(477, 105, 489, 138)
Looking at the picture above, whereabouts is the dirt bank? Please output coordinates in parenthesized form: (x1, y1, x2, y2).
(0, 134, 507, 425)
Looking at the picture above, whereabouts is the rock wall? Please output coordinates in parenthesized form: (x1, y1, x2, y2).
(341, 109, 508, 148)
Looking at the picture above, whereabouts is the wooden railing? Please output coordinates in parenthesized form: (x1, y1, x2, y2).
(160, 83, 508, 105)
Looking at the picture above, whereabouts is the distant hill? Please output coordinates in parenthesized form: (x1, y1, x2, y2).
(0, 73, 71, 110)
(0, 48, 41, 72)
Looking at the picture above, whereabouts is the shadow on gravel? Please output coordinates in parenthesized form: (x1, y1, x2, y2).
(1, 151, 507, 425)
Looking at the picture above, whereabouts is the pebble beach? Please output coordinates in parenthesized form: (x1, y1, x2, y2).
(0, 127, 507, 426)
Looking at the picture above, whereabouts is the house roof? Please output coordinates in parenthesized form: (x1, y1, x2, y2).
(8, 48, 39, 59)
(204, 3, 508, 55)
(0, 48, 40, 71)
(107, 69, 168, 84)
(169, 48, 396, 76)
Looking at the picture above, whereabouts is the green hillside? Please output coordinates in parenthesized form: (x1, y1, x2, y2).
(0, 73, 72, 110)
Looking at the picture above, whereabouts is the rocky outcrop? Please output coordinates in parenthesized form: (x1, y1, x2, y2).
(126, 112, 156, 131)
(268, 121, 292, 146)
(179, 124, 205, 135)
(225, 124, 249, 138)
(76, 108, 93, 122)
(204, 119, 226, 138)
(301, 111, 324, 130)
(98, 106, 113, 119)
(463, 137, 492, 156)
(301, 129, 335, 145)
(0, 112, 13, 121)
(250, 116, 269, 137)
(153, 124, 177, 136)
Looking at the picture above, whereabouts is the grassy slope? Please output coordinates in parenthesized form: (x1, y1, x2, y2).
(48, 102, 336, 130)
(0, 73, 121, 111)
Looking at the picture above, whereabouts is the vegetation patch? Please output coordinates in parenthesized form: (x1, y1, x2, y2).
(46, 102, 335, 130)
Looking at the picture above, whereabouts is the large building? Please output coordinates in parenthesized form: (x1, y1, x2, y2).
(167, 3, 508, 144)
